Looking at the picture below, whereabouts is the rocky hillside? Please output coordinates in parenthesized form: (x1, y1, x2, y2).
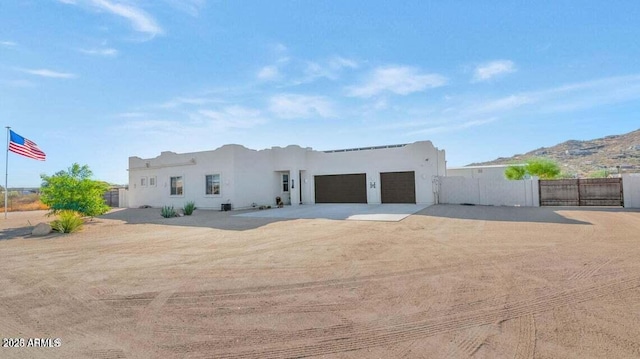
(469, 129, 640, 177)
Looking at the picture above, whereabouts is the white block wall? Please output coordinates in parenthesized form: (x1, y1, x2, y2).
(437, 176, 539, 207)
(623, 174, 640, 208)
(118, 188, 129, 208)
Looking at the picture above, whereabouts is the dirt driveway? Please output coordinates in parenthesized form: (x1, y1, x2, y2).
(1, 205, 640, 358)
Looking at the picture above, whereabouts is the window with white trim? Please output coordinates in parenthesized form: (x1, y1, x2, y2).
(170, 176, 183, 196)
(149, 176, 156, 187)
(140, 177, 147, 187)
(205, 174, 220, 195)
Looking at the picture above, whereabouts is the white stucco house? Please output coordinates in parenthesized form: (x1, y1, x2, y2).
(127, 141, 445, 210)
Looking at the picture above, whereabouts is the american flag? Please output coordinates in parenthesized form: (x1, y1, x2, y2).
(8, 130, 46, 161)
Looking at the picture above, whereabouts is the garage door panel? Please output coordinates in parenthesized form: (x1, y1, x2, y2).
(381, 171, 416, 203)
(314, 174, 367, 203)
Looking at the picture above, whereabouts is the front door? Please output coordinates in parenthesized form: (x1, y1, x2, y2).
(280, 172, 291, 205)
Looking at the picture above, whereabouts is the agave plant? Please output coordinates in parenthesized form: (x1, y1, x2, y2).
(161, 205, 177, 218)
(51, 210, 84, 233)
(183, 201, 196, 215)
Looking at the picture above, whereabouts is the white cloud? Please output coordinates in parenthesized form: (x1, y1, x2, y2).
(328, 56, 358, 70)
(59, 0, 163, 37)
(269, 94, 335, 119)
(272, 43, 288, 54)
(472, 60, 516, 82)
(159, 96, 219, 109)
(302, 56, 358, 83)
(530, 74, 640, 113)
(347, 66, 447, 98)
(1, 41, 17, 47)
(198, 106, 267, 129)
(161, 0, 206, 16)
(19, 68, 77, 79)
(117, 106, 267, 139)
(384, 74, 640, 137)
(257, 66, 279, 81)
(473, 95, 533, 113)
(79, 47, 119, 56)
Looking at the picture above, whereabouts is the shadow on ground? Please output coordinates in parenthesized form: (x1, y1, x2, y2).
(0, 226, 34, 240)
(99, 208, 292, 231)
(415, 204, 597, 225)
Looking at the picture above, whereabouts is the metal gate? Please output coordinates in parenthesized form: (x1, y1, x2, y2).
(539, 178, 623, 206)
(103, 188, 120, 207)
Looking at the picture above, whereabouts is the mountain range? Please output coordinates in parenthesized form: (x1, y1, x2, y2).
(469, 129, 640, 177)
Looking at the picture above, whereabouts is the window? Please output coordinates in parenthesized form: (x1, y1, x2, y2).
(170, 176, 183, 196)
(205, 174, 220, 195)
(149, 176, 156, 187)
(282, 174, 289, 192)
(140, 177, 147, 187)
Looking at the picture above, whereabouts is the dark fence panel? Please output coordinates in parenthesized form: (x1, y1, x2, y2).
(103, 189, 120, 207)
(539, 178, 622, 206)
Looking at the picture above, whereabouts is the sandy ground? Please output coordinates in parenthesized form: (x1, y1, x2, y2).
(1, 205, 640, 358)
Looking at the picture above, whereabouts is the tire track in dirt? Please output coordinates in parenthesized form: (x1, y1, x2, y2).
(100, 252, 533, 306)
(108, 229, 353, 356)
(199, 275, 640, 359)
(443, 324, 494, 359)
(1, 273, 156, 359)
(85, 348, 127, 359)
(0, 312, 65, 359)
(127, 227, 332, 357)
(489, 260, 540, 359)
(441, 259, 512, 359)
(569, 258, 612, 281)
(513, 314, 536, 359)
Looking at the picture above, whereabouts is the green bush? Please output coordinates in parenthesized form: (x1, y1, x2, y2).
(161, 205, 177, 218)
(505, 158, 561, 180)
(183, 201, 196, 215)
(40, 163, 110, 217)
(51, 210, 84, 233)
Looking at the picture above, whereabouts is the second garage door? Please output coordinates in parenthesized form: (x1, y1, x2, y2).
(314, 174, 367, 203)
(381, 171, 416, 203)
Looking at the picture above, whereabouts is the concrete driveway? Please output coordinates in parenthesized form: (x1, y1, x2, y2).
(234, 203, 430, 221)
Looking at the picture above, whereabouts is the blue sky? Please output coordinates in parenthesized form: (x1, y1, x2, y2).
(1, 1, 639, 187)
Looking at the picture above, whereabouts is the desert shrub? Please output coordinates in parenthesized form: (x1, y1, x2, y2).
(51, 210, 83, 233)
(183, 201, 196, 215)
(161, 205, 177, 218)
(40, 163, 110, 217)
(505, 158, 561, 180)
(0, 193, 49, 211)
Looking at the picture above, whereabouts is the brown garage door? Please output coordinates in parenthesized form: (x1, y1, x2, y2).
(314, 174, 367, 203)
(381, 171, 416, 203)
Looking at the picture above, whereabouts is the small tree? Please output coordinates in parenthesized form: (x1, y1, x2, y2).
(504, 165, 527, 180)
(505, 158, 561, 180)
(40, 163, 110, 217)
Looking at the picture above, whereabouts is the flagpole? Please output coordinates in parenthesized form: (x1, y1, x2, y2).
(5, 126, 10, 219)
